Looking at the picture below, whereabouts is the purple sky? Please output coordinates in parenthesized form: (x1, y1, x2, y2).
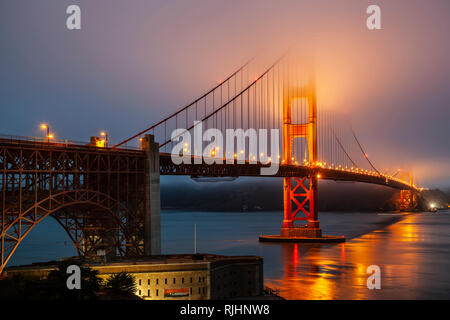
(0, 0, 449, 187)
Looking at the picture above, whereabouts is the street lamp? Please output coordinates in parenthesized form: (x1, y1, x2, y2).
(41, 124, 50, 143)
(100, 131, 108, 147)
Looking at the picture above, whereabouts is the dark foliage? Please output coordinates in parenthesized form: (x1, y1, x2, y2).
(103, 271, 137, 298)
(0, 259, 102, 300)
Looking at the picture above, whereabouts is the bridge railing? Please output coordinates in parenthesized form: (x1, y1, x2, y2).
(0, 134, 141, 152)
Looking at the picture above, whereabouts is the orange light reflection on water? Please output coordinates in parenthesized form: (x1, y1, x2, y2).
(265, 213, 431, 299)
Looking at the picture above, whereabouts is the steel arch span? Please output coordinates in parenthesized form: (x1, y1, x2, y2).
(0, 189, 144, 274)
(0, 138, 161, 274)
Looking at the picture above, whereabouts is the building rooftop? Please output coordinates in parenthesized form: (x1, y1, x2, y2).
(6, 253, 263, 272)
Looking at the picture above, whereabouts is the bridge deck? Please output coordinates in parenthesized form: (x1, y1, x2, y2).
(0, 138, 413, 190)
(158, 154, 413, 190)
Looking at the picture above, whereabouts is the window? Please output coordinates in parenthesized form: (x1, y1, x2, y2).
(173, 278, 176, 284)
(156, 289, 159, 296)
(148, 279, 150, 285)
(165, 278, 167, 285)
(202, 277, 205, 282)
(198, 277, 201, 283)
(139, 279, 141, 285)
(147, 289, 150, 296)
(182, 278, 184, 284)
(198, 287, 201, 294)
(156, 279, 159, 285)
(139, 290, 141, 295)
(190, 277, 193, 283)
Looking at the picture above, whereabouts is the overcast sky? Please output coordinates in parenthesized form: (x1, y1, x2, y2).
(0, 0, 448, 188)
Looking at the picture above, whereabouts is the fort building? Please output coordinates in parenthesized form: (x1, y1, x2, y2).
(4, 254, 263, 300)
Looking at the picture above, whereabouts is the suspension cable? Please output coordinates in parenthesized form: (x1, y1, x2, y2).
(332, 130, 358, 168)
(113, 57, 255, 148)
(350, 126, 381, 175)
(159, 54, 286, 148)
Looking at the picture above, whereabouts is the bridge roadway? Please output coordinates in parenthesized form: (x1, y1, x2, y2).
(159, 153, 413, 190)
(0, 137, 413, 191)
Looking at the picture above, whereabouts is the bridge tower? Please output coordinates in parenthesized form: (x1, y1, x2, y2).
(260, 76, 344, 243)
(399, 173, 418, 211)
(280, 81, 321, 238)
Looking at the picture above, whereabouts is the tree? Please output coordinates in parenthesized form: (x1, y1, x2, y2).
(45, 260, 102, 300)
(104, 272, 137, 298)
(0, 260, 103, 300)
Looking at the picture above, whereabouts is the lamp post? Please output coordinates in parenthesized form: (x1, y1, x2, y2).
(100, 131, 108, 147)
(41, 124, 50, 143)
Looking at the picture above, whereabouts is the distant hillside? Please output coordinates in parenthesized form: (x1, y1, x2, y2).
(160, 177, 448, 212)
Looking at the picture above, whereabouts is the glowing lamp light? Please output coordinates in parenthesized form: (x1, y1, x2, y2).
(317, 174, 321, 178)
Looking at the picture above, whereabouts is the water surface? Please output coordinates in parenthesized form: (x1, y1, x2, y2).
(11, 210, 450, 299)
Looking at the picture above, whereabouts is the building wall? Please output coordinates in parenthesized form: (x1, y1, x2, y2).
(210, 260, 263, 299)
(98, 265, 210, 300)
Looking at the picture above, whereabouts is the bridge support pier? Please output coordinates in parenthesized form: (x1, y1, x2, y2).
(142, 134, 161, 255)
(280, 175, 321, 238)
(260, 174, 344, 243)
(399, 189, 418, 211)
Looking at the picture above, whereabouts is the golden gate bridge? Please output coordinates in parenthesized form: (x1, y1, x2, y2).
(0, 54, 419, 274)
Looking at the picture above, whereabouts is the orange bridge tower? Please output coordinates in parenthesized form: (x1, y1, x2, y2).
(260, 77, 345, 243)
